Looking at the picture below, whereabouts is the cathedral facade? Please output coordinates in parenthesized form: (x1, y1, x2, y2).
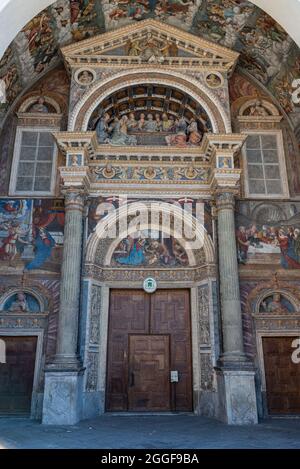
(0, 3, 300, 426)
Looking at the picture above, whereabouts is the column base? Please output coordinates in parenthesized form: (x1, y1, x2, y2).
(216, 366, 258, 425)
(42, 370, 84, 425)
(46, 354, 83, 372)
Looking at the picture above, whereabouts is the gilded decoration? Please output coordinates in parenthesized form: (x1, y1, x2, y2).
(93, 164, 210, 182)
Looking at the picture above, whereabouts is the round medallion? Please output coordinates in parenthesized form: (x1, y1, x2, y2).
(184, 167, 197, 179)
(205, 72, 223, 89)
(143, 278, 157, 294)
(75, 68, 96, 86)
(144, 167, 157, 180)
(102, 165, 116, 179)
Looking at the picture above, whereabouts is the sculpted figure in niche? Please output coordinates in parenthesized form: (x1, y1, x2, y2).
(260, 293, 291, 314)
(187, 118, 202, 146)
(161, 113, 172, 131)
(166, 116, 188, 147)
(127, 112, 137, 130)
(248, 100, 269, 117)
(109, 116, 137, 146)
(155, 113, 162, 131)
(144, 113, 157, 132)
(8, 292, 28, 312)
(78, 70, 94, 85)
(96, 112, 110, 144)
(137, 113, 146, 131)
(30, 97, 49, 113)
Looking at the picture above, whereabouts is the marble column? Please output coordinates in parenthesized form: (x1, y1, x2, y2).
(42, 190, 85, 425)
(216, 191, 246, 363)
(55, 190, 85, 368)
(215, 190, 258, 424)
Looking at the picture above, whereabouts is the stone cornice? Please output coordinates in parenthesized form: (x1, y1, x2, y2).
(61, 19, 239, 74)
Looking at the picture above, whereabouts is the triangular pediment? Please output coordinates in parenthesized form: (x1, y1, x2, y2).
(61, 19, 239, 73)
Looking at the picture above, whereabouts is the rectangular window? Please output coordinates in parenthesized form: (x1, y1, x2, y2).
(244, 133, 288, 198)
(10, 128, 57, 195)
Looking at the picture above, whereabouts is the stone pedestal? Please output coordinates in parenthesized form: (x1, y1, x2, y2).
(42, 190, 86, 425)
(42, 371, 83, 425)
(216, 368, 258, 425)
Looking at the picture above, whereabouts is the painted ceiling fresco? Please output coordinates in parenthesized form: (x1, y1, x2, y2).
(0, 0, 299, 117)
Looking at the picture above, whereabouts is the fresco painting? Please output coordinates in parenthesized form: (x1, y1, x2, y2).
(88, 197, 213, 238)
(0, 199, 64, 272)
(0, 1, 299, 117)
(236, 202, 300, 270)
(112, 231, 189, 267)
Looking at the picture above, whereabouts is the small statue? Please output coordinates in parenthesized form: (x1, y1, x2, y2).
(127, 112, 137, 130)
(249, 100, 268, 117)
(137, 113, 146, 131)
(144, 114, 157, 132)
(96, 112, 110, 144)
(155, 113, 162, 131)
(30, 97, 49, 113)
(187, 119, 202, 146)
(162, 113, 172, 131)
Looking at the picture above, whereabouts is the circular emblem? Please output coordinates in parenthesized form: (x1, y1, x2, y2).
(75, 68, 96, 86)
(205, 72, 223, 89)
(143, 278, 157, 294)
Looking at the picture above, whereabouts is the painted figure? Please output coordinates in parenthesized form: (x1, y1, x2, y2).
(236, 226, 250, 263)
(0, 222, 28, 262)
(25, 227, 56, 270)
(109, 116, 137, 146)
(116, 237, 146, 266)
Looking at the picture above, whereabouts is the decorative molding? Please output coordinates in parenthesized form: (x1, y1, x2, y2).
(83, 264, 216, 283)
(61, 19, 239, 73)
(69, 70, 230, 133)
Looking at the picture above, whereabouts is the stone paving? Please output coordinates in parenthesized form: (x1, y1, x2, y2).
(0, 415, 300, 449)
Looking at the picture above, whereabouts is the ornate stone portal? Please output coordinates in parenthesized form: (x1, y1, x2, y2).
(42, 19, 258, 425)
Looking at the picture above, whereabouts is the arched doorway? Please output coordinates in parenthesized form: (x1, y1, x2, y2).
(81, 200, 219, 416)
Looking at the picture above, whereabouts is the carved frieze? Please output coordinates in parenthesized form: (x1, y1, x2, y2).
(198, 285, 210, 345)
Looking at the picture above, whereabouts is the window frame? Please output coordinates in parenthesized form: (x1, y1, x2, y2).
(242, 129, 289, 199)
(9, 126, 58, 196)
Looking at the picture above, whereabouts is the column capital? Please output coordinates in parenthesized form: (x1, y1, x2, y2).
(62, 188, 86, 211)
(215, 190, 237, 211)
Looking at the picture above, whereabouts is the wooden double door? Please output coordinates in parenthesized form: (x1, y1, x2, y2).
(0, 336, 37, 414)
(106, 289, 192, 412)
(263, 337, 300, 414)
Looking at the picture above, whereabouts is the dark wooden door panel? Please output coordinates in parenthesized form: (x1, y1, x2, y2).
(106, 289, 192, 412)
(106, 290, 149, 411)
(0, 336, 37, 414)
(263, 337, 300, 414)
(128, 335, 170, 411)
(151, 290, 192, 411)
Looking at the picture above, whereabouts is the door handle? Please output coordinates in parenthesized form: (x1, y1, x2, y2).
(130, 372, 135, 387)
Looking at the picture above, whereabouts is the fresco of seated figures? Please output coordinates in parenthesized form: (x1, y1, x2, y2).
(111, 231, 189, 267)
(236, 201, 300, 270)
